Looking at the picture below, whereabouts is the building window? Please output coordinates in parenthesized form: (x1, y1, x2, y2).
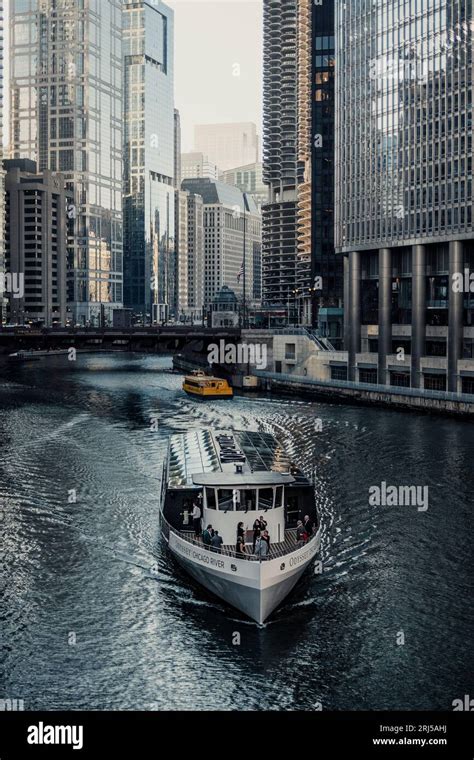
(390, 372, 410, 388)
(285, 343, 296, 360)
(331, 366, 348, 381)
(463, 340, 474, 359)
(426, 340, 447, 357)
(368, 339, 379, 354)
(461, 378, 474, 395)
(423, 373, 447, 392)
(359, 368, 378, 384)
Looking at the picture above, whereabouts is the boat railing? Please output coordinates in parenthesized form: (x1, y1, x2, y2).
(160, 513, 319, 563)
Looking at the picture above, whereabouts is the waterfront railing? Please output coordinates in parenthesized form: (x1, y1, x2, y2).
(160, 513, 318, 563)
(254, 370, 474, 405)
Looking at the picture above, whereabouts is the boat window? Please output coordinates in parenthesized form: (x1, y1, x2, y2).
(285, 491, 300, 524)
(243, 489, 257, 512)
(275, 486, 283, 508)
(218, 489, 234, 512)
(206, 488, 217, 509)
(259, 488, 274, 511)
(235, 489, 246, 511)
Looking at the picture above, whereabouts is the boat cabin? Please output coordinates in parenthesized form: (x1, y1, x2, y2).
(161, 429, 317, 546)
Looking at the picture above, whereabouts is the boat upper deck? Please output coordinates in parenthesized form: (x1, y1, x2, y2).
(166, 429, 308, 490)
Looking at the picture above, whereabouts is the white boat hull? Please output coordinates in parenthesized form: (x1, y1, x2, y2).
(164, 529, 321, 624)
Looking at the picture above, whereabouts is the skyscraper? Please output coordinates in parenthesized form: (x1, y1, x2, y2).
(262, 0, 298, 310)
(0, 1, 5, 324)
(176, 189, 188, 315)
(194, 123, 259, 172)
(296, 0, 342, 331)
(185, 191, 205, 318)
(175, 189, 205, 322)
(181, 152, 218, 181)
(174, 109, 183, 316)
(9, 0, 124, 326)
(4, 158, 68, 327)
(123, 0, 175, 322)
(336, 0, 474, 393)
(181, 178, 261, 309)
(221, 162, 267, 208)
(174, 108, 181, 190)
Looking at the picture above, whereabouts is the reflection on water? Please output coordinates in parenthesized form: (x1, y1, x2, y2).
(0, 353, 472, 710)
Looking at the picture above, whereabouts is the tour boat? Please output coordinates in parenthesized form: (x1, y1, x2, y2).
(8, 351, 42, 363)
(160, 429, 321, 624)
(182, 370, 233, 400)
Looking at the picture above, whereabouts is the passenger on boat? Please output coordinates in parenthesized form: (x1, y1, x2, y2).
(254, 535, 269, 558)
(192, 502, 202, 537)
(202, 525, 213, 549)
(235, 535, 246, 557)
(237, 522, 245, 541)
(211, 531, 223, 553)
(303, 515, 314, 536)
(262, 530, 271, 552)
(252, 516, 267, 552)
(296, 520, 308, 546)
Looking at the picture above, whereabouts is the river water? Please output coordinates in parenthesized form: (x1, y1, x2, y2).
(0, 353, 472, 710)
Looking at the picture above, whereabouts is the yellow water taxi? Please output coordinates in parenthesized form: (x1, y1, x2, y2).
(183, 370, 233, 400)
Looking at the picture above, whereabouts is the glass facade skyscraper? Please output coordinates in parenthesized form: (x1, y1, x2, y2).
(123, 0, 175, 322)
(296, 0, 342, 332)
(9, 0, 124, 326)
(336, 0, 474, 393)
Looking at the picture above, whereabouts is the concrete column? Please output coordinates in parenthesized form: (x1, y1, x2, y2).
(343, 254, 350, 351)
(448, 240, 463, 393)
(348, 251, 361, 381)
(378, 247, 392, 386)
(411, 244, 426, 389)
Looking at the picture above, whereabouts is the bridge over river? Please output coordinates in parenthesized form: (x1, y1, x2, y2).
(0, 326, 241, 354)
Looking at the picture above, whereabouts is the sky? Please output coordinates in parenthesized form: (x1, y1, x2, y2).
(155, 0, 263, 151)
(2, 0, 263, 153)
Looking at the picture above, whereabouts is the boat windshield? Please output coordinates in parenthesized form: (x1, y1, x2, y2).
(207, 487, 281, 512)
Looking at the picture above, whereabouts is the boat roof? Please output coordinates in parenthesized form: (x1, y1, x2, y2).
(184, 374, 227, 383)
(192, 472, 295, 487)
(166, 429, 295, 489)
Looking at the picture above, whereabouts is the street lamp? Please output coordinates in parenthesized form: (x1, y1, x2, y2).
(292, 288, 302, 326)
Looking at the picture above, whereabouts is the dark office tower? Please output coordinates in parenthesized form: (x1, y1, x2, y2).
(4, 159, 68, 327)
(123, 0, 175, 323)
(296, 0, 341, 336)
(10, 0, 123, 327)
(336, 1, 473, 393)
(262, 0, 298, 310)
(174, 109, 182, 191)
(0, 1, 4, 323)
(174, 109, 182, 317)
